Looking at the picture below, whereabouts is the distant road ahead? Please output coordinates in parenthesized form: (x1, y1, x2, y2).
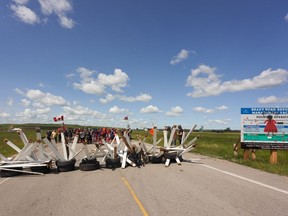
(1, 152, 288, 216)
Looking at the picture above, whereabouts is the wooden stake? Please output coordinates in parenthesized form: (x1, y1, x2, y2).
(251, 150, 256, 160)
(270, 150, 277, 164)
(243, 149, 250, 160)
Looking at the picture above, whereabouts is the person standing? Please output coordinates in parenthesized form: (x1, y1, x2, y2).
(51, 130, 57, 143)
(177, 125, 183, 145)
(46, 130, 52, 142)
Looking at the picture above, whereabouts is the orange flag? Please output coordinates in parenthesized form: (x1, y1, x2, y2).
(149, 128, 154, 136)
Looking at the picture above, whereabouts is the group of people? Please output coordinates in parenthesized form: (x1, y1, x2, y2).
(46, 124, 187, 146)
(46, 127, 132, 144)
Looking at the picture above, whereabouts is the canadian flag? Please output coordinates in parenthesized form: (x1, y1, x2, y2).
(53, 115, 64, 122)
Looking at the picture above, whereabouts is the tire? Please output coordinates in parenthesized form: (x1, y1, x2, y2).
(0, 167, 23, 177)
(81, 158, 98, 164)
(56, 159, 76, 172)
(105, 157, 121, 169)
(79, 161, 100, 171)
(164, 152, 177, 160)
(149, 155, 163, 164)
(164, 152, 183, 163)
(30, 166, 50, 174)
(128, 153, 142, 167)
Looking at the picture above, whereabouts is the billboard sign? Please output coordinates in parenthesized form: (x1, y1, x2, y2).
(241, 107, 288, 150)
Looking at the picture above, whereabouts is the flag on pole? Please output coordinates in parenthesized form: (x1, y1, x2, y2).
(53, 115, 64, 122)
(149, 128, 154, 136)
(124, 116, 128, 120)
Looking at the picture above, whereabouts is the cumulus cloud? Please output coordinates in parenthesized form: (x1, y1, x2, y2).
(216, 105, 228, 110)
(10, 0, 75, 28)
(39, 0, 75, 29)
(186, 65, 288, 97)
(15, 108, 37, 119)
(166, 106, 183, 116)
(58, 14, 75, 29)
(119, 93, 152, 102)
(109, 106, 128, 114)
(140, 105, 161, 113)
(193, 106, 214, 113)
(12, 0, 29, 4)
(21, 99, 31, 107)
(39, 0, 72, 15)
(63, 105, 107, 119)
(257, 95, 288, 104)
(208, 119, 231, 125)
(73, 68, 129, 95)
(170, 49, 189, 65)
(36, 107, 51, 114)
(0, 111, 10, 118)
(16, 88, 67, 106)
(100, 94, 116, 104)
(10, 4, 40, 25)
(100, 93, 152, 104)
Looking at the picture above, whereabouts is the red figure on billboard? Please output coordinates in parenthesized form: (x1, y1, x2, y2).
(264, 115, 277, 138)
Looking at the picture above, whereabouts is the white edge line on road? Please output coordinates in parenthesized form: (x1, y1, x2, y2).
(0, 178, 11, 185)
(201, 164, 288, 195)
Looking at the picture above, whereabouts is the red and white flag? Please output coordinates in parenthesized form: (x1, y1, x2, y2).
(53, 115, 64, 122)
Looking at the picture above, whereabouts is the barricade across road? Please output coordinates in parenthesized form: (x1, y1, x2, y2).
(0, 125, 199, 177)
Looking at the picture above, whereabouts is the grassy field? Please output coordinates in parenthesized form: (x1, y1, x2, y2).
(1, 124, 288, 176)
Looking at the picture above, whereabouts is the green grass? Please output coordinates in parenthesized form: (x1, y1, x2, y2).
(1, 124, 288, 176)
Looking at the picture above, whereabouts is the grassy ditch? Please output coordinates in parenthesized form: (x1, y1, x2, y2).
(1, 124, 287, 176)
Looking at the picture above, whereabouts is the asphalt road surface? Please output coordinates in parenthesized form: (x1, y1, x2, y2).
(1, 149, 288, 216)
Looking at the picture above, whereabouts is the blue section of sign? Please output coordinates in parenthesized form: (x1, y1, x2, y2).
(241, 107, 288, 114)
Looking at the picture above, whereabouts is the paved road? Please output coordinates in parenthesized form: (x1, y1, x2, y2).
(1, 149, 288, 216)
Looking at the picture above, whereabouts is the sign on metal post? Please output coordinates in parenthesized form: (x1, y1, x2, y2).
(241, 107, 288, 150)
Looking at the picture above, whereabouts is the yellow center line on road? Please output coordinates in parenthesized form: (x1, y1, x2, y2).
(121, 176, 149, 216)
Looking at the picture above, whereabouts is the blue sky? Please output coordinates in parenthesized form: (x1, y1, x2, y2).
(0, 0, 288, 130)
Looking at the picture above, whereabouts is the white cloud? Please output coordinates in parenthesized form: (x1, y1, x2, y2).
(63, 105, 107, 119)
(10, 4, 40, 25)
(100, 93, 152, 104)
(208, 119, 231, 125)
(109, 106, 127, 114)
(10, 0, 75, 29)
(119, 93, 152, 102)
(12, 0, 29, 4)
(73, 68, 129, 95)
(21, 99, 31, 107)
(98, 69, 129, 92)
(166, 106, 183, 116)
(39, 0, 72, 15)
(216, 105, 228, 110)
(32, 102, 45, 108)
(100, 94, 116, 104)
(170, 49, 189, 65)
(0, 111, 10, 118)
(36, 107, 51, 114)
(58, 14, 75, 29)
(257, 95, 288, 104)
(16, 89, 67, 106)
(193, 106, 214, 113)
(140, 105, 161, 113)
(187, 65, 288, 97)
(285, 14, 288, 22)
(16, 108, 37, 119)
